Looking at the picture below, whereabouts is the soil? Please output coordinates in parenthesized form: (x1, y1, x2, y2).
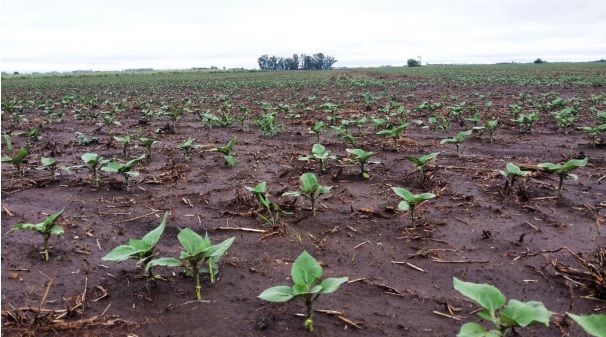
(1, 68, 605, 337)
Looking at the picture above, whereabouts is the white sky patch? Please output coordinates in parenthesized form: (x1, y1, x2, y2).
(1, 0, 605, 72)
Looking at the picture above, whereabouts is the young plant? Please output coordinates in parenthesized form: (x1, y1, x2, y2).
(308, 121, 327, 143)
(283, 172, 333, 216)
(102, 212, 168, 279)
(537, 157, 588, 194)
(440, 130, 472, 157)
(392, 187, 436, 225)
(177, 137, 201, 161)
(376, 123, 410, 151)
(80, 153, 110, 187)
(566, 313, 606, 337)
(101, 155, 145, 192)
(512, 112, 539, 133)
(75, 131, 98, 146)
(499, 163, 531, 194)
(346, 148, 374, 178)
(209, 135, 237, 167)
(138, 137, 159, 158)
(485, 118, 499, 143)
(7, 209, 64, 261)
(258, 251, 348, 332)
(578, 124, 606, 148)
(114, 135, 131, 157)
(146, 229, 235, 300)
(331, 125, 356, 145)
(245, 182, 282, 228)
(404, 152, 439, 181)
(453, 277, 553, 337)
(1, 147, 29, 176)
(298, 143, 336, 172)
(38, 157, 72, 180)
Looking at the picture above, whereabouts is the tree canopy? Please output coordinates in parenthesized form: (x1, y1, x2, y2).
(258, 53, 337, 70)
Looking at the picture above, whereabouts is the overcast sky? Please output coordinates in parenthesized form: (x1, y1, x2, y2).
(1, 0, 605, 73)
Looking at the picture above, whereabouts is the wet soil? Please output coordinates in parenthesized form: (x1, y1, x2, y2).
(1, 69, 605, 336)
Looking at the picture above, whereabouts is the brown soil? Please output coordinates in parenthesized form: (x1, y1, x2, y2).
(1, 69, 605, 337)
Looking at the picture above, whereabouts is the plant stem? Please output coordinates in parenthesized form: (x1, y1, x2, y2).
(194, 266, 202, 300)
(304, 296, 314, 332)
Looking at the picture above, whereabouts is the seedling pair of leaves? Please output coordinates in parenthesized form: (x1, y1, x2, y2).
(499, 163, 530, 195)
(346, 148, 375, 179)
(114, 135, 131, 157)
(101, 154, 145, 191)
(578, 124, 606, 148)
(404, 152, 439, 182)
(80, 153, 110, 187)
(566, 313, 606, 337)
(392, 187, 436, 226)
(283, 172, 332, 216)
(7, 209, 64, 261)
(537, 157, 588, 194)
(102, 212, 169, 280)
(377, 123, 410, 151)
(209, 135, 237, 167)
(298, 143, 336, 172)
(138, 137, 159, 158)
(38, 157, 72, 180)
(441, 130, 472, 157)
(146, 229, 235, 300)
(308, 121, 327, 143)
(177, 137, 201, 161)
(245, 182, 283, 229)
(453, 277, 553, 337)
(258, 251, 348, 332)
(1, 147, 29, 176)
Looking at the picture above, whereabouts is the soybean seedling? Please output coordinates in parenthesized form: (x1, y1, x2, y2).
(258, 251, 348, 332)
(346, 148, 374, 178)
(537, 157, 588, 194)
(440, 130, 472, 157)
(146, 229, 234, 300)
(102, 212, 168, 280)
(114, 135, 131, 157)
(499, 163, 531, 195)
(75, 131, 99, 146)
(512, 112, 539, 133)
(209, 135, 237, 167)
(453, 277, 553, 337)
(80, 153, 110, 187)
(177, 137, 201, 161)
(566, 313, 606, 337)
(392, 187, 435, 226)
(7, 209, 64, 261)
(404, 152, 439, 182)
(38, 157, 72, 180)
(283, 172, 333, 216)
(138, 137, 159, 158)
(377, 123, 410, 151)
(578, 124, 606, 148)
(245, 182, 282, 228)
(485, 118, 499, 143)
(298, 143, 336, 172)
(1, 147, 29, 176)
(308, 121, 327, 143)
(101, 155, 145, 192)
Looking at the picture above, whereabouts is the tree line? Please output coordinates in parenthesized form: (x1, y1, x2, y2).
(257, 53, 337, 70)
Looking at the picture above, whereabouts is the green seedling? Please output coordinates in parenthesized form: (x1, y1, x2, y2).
(1, 147, 29, 176)
(2, 131, 13, 151)
(578, 124, 606, 148)
(370, 116, 389, 130)
(537, 157, 588, 193)
(38, 157, 72, 180)
(202, 110, 222, 131)
(499, 163, 530, 194)
(146, 229, 235, 300)
(404, 152, 439, 181)
(245, 182, 282, 228)
(376, 123, 410, 151)
(24, 127, 42, 142)
(331, 125, 356, 145)
(453, 277, 553, 337)
(7, 209, 64, 261)
(423, 115, 449, 137)
(254, 112, 282, 137)
(80, 153, 110, 187)
(440, 130, 472, 157)
(258, 251, 348, 332)
(101, 155, 145, 192)
(566, 313, 606, 337)
(102, 212, 168, 279)
(177, 137, 201, 161)
(138, 137, 159, 158)
(553, 107, 576, 133)
(114, 135, 131, 157)
(346, 148, 374, 178)
(485, 119, 499, 143)
(466, 113, 481, 127)
(308, 121, 327, 143)
(512, 112, 539, 133)
(392, 187, 435, 225)
(298, 143, 336, 172)
(283, 172, 333, 216)
(209, 135, 237, 167)
(319, 102, 339, 125)
(75, 131, 98, 146)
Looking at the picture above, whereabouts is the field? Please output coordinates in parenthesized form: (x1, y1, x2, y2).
(1, 63, 605, 337)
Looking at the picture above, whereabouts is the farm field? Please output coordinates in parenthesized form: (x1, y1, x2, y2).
(1, 63, 606, 336)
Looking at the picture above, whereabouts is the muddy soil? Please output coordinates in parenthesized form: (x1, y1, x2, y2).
(1, 68, 605, 336)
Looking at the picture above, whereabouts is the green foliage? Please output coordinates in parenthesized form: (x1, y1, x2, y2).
(538, 157, 588, 193)
(578, 124, 606, 148)
(75, 131, 98, 146)
(177, 137, 201, 161)
(138, 137, 159, 158)
(1, 147, 29, 175)
(7, 209, 65, 261)
(38, 157, 72, 180)
(453, 277, 553, 337)
(283, 172, 333, 216)
(498, 163, 530, 194)
(146, 229, 235, 300)
(298, 143, 336, 172)
(392, 187, 436, 225)
(80, 153, 109, 187)
(484, 119, 499, 143)
(114, 135, 131, 157)
(209, 135, 237, 167)
(376, 123, 410, 150)
(404, 152, 439, 181)
(346, 148, 374, 178)
(407, 58, 421, 67)
(512, 112, 539, 133)
(258, 251, 348, 331)
(308, 120, 327, 143)
(440, 130, 472, 157)
(567, 313, 606, 337)
(101, 155, 145, 191)
(245, 182, 282, 228)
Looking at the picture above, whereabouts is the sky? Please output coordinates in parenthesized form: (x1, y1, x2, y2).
(1, 0, 605, 73)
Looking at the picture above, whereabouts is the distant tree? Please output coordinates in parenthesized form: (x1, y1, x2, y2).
(407, 59, 421, 67)
(13, 71, 20, 75)
(291, 54, 299, 70)
(257, 53, 337, 70)
(534, 58, 547, 64)
(258, 55, 270, 70)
